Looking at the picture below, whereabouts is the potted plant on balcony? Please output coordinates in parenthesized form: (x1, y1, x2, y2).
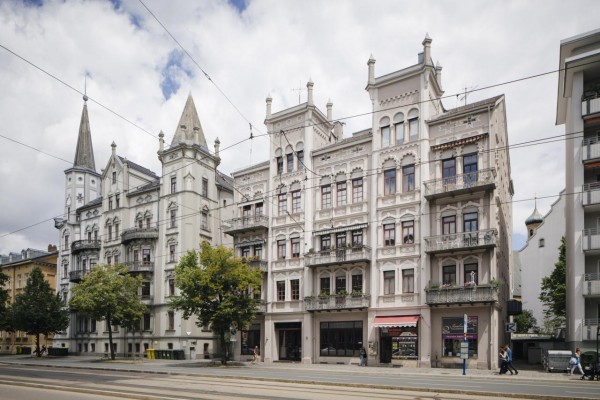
(351, 289, 363, 297)
(319, 290, 329, 299)
(489, 278, 504, 288)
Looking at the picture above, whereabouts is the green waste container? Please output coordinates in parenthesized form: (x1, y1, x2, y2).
(174, 350, 184, 360)
(166, 350, 173, 360)
(156, 350, 163, 359)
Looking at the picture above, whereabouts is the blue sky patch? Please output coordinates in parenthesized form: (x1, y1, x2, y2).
(229, 0, 248, 13)
(22, 0, 44, 7)
(160, 50, 193, 100)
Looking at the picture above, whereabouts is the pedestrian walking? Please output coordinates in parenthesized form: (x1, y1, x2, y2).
(499, 346, 508, 375)
(252, 346, 259, 364)
(570, 347, 584, 377)
(505, 345, 518, 375)
(359, 347, 367, 366)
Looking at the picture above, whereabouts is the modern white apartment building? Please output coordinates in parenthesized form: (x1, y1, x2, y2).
(558, 28, 600, 349)
(226, 35, 514, 369)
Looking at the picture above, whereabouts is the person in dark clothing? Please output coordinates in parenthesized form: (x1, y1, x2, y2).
(499, 346, 508, 374)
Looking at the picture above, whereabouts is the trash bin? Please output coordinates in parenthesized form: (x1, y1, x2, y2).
(174, 350, 184, 360)
(156, 350, 163, 359)
(166, 350, 173, 360)
(543, 350, 572, 372)
(147, 349, 155, 359)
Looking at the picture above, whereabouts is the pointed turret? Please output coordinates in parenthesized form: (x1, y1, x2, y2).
(73, 99, 96, 171)
(171, 93, 207, 148)
(525, 198, 544, 237)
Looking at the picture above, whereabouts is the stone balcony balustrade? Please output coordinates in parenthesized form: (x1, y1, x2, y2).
(304, 245, 371, 268)
(425, 284, 499, 306)
(304, 293, 370, 311)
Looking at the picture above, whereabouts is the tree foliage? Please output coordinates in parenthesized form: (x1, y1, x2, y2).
(69, 264, 146, 360)
(514, 309, 538, 333)
(11, 267, 69, 356)
(170, 242, 262, 365)
(0, 271, 11, 332)
(539, 236, 566, 325)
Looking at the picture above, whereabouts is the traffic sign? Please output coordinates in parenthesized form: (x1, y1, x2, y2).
(505, 322, 517, 333)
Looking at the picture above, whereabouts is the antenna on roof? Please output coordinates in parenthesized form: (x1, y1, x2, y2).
(458, 84, 478, 106)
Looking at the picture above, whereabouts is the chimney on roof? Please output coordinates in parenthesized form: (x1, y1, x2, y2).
(266, 94, 272, 118)
(307, 79, 314, 106)
(48, 244, 57, 252)
(326, 99, 333, 121)
(367, 55, 376, 84)
(422, 33, 432, 65)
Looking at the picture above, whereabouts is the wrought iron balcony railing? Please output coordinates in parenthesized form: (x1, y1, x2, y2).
(71, 240, 101, 253)
(223, 215, 269, 235)
(243, 259, 268, 272)
(69, 269, 89, 283)
(304, 245, 371, 267)
(425, 284, 499, 306)
(423, 168, 495, 200)
(121, 228, 159, 243)
(304, 293, 370, 311)
(423, 229, 497, 254)
(123, 261, 154, 273)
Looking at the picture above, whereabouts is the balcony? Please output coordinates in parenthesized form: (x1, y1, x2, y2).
(582, 136, 600, 163)
(583, 319, 600, 341)
(583, 273, 600, 297)
(140, 294, 154, 303)
(244, 259, 268, 272)
(69, 269, 89, 283)
(304, 245, 371, 268)
(582, 95, 600, 119)
(423, 229, 497, 255)
(123, 261, 154, 273)
(256, 300, 267, 313)
(71, 240, 101, 253)
(423, 168, 495, 201)
(425, 284, 499, 306)
(582, 183, 600, 209)
(121, 228, 159, 244)
(223, 215, 269, 236)
(583, 228, 600, 252)
(304, 294, 370, 312)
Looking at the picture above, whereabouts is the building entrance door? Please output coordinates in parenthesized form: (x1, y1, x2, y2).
(275, 322, 301, 361)
(380, 336, 392, 363)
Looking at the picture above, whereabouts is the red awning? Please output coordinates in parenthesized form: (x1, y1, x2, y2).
(373, 315, 419, 327)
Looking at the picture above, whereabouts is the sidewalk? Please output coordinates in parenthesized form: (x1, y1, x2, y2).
(0, 354, 584, 382)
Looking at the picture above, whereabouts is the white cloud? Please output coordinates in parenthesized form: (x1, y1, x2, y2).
(0, 0, 597, 254)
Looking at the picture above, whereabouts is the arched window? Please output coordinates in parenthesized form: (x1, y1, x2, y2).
(539, 238, 545, 248)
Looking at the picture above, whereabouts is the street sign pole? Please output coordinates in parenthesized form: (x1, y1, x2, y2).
(463, 313, 467, 376)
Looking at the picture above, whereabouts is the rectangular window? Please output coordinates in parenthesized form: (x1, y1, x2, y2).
(384, 271, 395, 295)
(384, 169, 396, 195)
(202, 178, 208, 197)
(442, 158, 456, 187)
(108, 225, 113, 241)
(463, 153, 478, 187)
(255, 202, 264, 217)
(352, 230, 363, 246)
(277, 240, 286, 259)
(464, 263, 478, 285)
(320, 321, 363, 357)
(278, 193, 287, 216)
(291, 279, 300, 300)
(91, 319, 96, 332)
(108, 196, 113, 210)
(81, 259, 87, 273)
(201, 212, 208, 230)
(242, 205, 252, 220)
(382, 125, 391, 147)
(291, 237, 300, 258)
(170, 209, 177, 228)
(168, 278, 175, 296)
(337, 182, 347, 206)
(321, 235, 331, 251)
(402, 221, 414, 244)
(287, 153, 294, 173)
(402, 269, 414, 293)
(336, 233, 346, 249)
(17, 274, 22, 289)
(169, 245, 176, 263)
(88, 231, 92, 241)
(94, 230, 98, 241)
(402, 165, 415, 192)
(112, 171, 116, 184)
(443, 265, 456, 285)
(335, 275, 346, 294)
(409, 117, 419, 141)
(146, 218, 151, 228)
(292, 190, 301, 213)
(241, 246, 251, 258)
(442, 215, 456, 236)
(138, 219, 143, 229)
(395, 121, 404, 145)
(253, 245, 262, 259)
(384, 223, 395, 246)
(297, 150, 304, 169)
(65, 234, 69, 250)
(115, 194, 120, 208)
(114, 254, 119, 264)
(276, 156, 283, 175)
(352, 178, 363, 203)
(320, 276, 330, 295)
(277, 281, 285, 301)
(141, 281, 151, 297)
(114, 223, 119, 238)
(351, 274, 363, 293)
(167, 311, 174, 330)
(170, 176, 176, 194)
(321, 185, 332, 209)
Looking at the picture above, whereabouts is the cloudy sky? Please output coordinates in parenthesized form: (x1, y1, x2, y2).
(0, 0, 597, 255)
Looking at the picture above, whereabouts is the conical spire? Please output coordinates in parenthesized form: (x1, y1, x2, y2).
(73, 100, 96, 171)
(171, 93, 207, 148)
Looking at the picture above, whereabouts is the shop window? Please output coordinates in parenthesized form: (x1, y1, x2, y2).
(442, 316, 478, 358)
(320, 321, 362, 357)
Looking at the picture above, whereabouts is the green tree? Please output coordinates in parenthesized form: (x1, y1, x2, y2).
(513, 309, 538, 333)
(11, 267, 69, 356)
(69, 264, 146, 360)
(170, 242, 262, 365)
(539, 236, 566, 326)
(0, 271, 11, 332)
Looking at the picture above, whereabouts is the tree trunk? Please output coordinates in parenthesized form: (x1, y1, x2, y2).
(107, 315, 115, 360)
(219, 331, 227, 365)
(35, 333, 40, 357)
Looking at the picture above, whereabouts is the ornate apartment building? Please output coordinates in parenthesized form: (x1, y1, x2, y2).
(54, 94, 234, 357)
(54, 36, 513, 368)
(226, 36, 514, 369)
(559, 28, 600, 350)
